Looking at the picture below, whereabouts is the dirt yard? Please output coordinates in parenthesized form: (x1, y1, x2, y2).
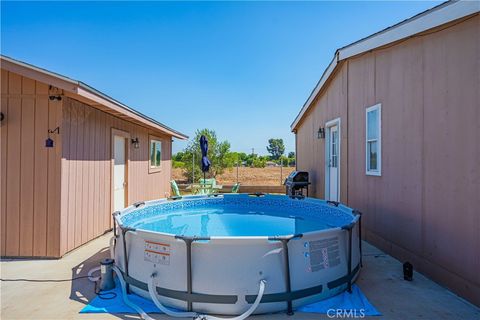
(173, 166, 295, 186)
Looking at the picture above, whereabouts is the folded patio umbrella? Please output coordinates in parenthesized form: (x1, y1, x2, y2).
(200, 135, 211, 182)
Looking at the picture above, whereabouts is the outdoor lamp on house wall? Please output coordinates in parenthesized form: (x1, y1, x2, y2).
(45, 127, 60, 148)
(317, 127, 325, 139)
(131, 137, 140, 149)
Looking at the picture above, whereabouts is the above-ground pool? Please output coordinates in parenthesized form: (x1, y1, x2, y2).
(112, 194, 362, 316)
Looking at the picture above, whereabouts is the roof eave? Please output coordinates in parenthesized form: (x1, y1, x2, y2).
(76, 82, 189, 140)
(0, 55, 189, 140)
(291, 0, 479, 132)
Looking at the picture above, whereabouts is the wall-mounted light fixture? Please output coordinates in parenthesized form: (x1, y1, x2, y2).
(45, 127, 60, 148)
(49, 95, 62, 101)
(317, 127, 325, 139)
(131, 137, 140, 149)
(45, 138, 54, 148)
(48, 127, 60, 134)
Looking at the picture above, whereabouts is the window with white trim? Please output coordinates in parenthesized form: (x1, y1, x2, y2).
(150, 138, 162, 169)
(366, 104, 381, 176)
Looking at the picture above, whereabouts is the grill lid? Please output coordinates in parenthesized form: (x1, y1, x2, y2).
(286, 171, 309, 183)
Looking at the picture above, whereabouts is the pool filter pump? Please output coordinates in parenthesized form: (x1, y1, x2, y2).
(99, 258, 115, 291)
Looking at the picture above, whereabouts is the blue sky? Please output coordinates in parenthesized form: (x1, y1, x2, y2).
(1, 1, 441, 155)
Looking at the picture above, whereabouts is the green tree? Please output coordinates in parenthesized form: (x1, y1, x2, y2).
(266, 138, 285, 160)
(287, 151, 295, 166)
(172, 160, 185, 168)
(225, 152, 243, 167)
(180, 129, 231, 181)
(252, 157, 266, 168)
(278, 155, 289, 166)
(173, 152, 185, 162)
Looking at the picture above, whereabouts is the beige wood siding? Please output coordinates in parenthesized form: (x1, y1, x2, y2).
(295, 15, 479, 305)
(0, 71, 62, 257)
(60, 97, 172, 255)
(296, 64, 348, 202)
(1, 71, 174, 258)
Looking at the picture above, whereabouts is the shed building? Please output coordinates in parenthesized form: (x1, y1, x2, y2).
(0, 56, 187, 258)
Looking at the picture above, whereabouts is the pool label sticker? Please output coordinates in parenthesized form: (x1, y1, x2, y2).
(307, 237, 340, 272)
(144, 240, 171, 265)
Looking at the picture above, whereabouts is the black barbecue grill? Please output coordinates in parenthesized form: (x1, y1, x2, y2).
(284, 171, 310, 197)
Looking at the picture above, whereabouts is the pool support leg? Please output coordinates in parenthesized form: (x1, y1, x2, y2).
(185, 238, 193, 312)
(269, 234, 303, 316)
(355, 210, 363, 267)
(351, 209, 363, 268)
(175, 236, 211, 312)
(120, 227, 135, 294)
(341, 223, 354, 293)
(281, 239, 294, 316)
(347, 227, 352, 293)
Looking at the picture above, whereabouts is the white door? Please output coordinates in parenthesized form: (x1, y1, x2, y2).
(113, 135, 127, 212)
(327, 124, 339, 201)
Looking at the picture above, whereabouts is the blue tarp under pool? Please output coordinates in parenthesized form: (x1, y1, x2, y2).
(80, 279, 381, 316)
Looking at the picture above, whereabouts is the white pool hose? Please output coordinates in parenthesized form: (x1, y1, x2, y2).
(148, 273, 199, 318)
(195, 279, 267, 320)
(89, 259, 266, 320)
(109, 236, 116, 259)
(87, 266, 101, 282)
(87, 264, 153, 320)
(112, 266, 155, 320)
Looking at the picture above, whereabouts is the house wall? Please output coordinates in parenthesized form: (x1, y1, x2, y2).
(296, 64, 348, 202)
(0, 70, 62, 257)
(60, 97, 172, 255)
(295, 15, 479, 305)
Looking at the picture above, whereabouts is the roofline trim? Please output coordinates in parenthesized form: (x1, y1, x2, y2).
(291, 0, 479, 131)
(0, 55, 188, 140)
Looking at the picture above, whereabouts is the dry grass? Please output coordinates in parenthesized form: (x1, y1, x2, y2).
(172, 166, 295, 186)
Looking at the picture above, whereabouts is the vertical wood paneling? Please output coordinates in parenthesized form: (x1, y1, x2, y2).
(58, 97, 174, 255)
(33, 82, 49, 256)
(87, 110, 95, 240)
(81, 107, 91, 243)
(19, 77, 35, 256)
(96, 110, 106, 237)
(104, 114, 112, 230)
(1, 72, 62, 257)
(67, 100, 77, 251)
(46, 97, 62, 257)
(1, 71, 174, 258)
(1, 70, 9, 255)
(5, 72, 22, 256)
(74, 103, 84, 247)
(295, 15, 480, 305)
(60, 98, 71, 255)
(422, 16, 479, 291)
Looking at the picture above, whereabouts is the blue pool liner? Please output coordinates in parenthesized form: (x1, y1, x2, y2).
(80, 280, 380, 316)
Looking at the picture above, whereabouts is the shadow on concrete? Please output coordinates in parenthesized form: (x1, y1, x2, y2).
(69, 246, 162, 319)
(69, 246, 110, 305)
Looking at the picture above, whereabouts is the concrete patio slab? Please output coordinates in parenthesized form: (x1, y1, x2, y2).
(1, 232, 478, 320)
